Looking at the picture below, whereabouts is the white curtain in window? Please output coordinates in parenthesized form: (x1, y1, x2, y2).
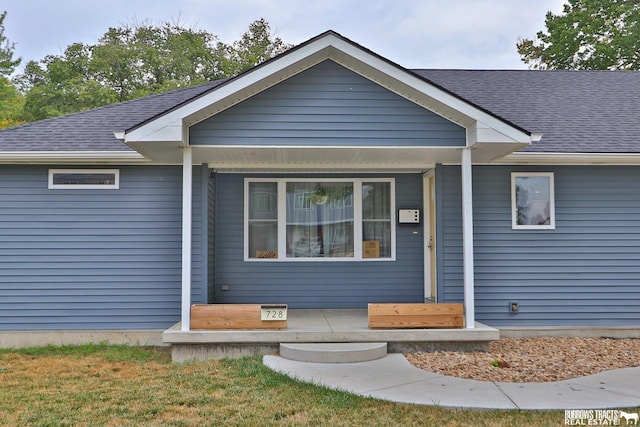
(286, 182, 354, 258)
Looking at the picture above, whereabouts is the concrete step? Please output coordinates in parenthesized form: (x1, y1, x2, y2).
(279, 342, 387, 363)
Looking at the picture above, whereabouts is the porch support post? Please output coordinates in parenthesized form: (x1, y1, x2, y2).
(181, 147, 193, 331)
(461, 148, 475, 328)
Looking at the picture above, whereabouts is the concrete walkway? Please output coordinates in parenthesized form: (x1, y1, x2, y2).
(263, 354, 640, 410)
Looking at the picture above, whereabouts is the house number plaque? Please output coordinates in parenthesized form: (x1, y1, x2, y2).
(260, 304, 288, 321)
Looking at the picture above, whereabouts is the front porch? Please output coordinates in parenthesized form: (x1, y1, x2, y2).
(163, 309, 499, 362)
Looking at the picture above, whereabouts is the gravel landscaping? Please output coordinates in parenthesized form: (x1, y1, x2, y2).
(406, 337, 640, 383)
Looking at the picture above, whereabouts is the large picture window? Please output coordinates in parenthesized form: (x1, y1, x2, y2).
(511, 172, 555, 229)
(245, 178, 395, 261)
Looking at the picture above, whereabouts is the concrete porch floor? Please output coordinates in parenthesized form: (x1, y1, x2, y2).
(163, 309, 500, 362)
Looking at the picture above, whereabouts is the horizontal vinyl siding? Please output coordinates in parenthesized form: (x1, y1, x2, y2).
(214, 173, 424, 308)
(0, 165, 205, 330)
(436, 164, 464, 304)
(190, 60, 465, 147)
(439, 164, 640, 326)
(191, 166, 205, 306)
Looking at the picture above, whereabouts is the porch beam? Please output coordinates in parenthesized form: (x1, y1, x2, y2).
(181, 147, 193, 331)
(461, 148, 475, 328)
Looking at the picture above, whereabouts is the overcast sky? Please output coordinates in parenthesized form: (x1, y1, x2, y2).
(4, 0, 566, 72)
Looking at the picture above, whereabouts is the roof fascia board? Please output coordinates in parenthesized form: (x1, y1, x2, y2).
(496, 152, 640, 165)
(0, 151, 148, 164)
(466, 121, 532, 146)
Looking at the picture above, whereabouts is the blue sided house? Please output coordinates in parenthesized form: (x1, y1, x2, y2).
(1, 31, 639, 341)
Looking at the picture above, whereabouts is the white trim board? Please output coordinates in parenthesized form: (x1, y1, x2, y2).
(497, 152, 640, 165)
(0, 151, 148, 164)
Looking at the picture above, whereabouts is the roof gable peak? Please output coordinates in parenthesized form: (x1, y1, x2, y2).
(124, 30, 535, 163)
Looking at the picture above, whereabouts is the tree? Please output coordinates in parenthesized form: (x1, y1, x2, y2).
(0, 11, 21, 76)
(517, 0, 640, 70)
(20, 43, 117, 121)
(0, 11, 23, 128)
(18, 18, 292, 120)
(0, 77, 24, 128)
(227, 18, 291, 75)
(90, 22, 228, 101)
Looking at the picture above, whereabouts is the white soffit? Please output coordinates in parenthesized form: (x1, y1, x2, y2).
(190, 145, 462, 170)
(124, 32, 534, 152)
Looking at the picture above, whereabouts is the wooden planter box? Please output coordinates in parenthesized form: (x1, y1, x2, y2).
(191, 304, 287, 330)
(368, 303, 464, 329)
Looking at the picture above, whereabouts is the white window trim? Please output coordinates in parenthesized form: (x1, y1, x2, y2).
(511, 172, 555, 230)
(48, 169, 120, 189)
(245, 177, 396, 262)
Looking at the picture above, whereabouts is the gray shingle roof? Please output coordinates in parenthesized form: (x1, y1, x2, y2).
(414, 69, 640, 153)
(0, 80, 224, 151)
(1, 67, 638, 154)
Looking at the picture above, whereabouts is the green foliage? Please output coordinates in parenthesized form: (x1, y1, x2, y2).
(19, 43, 118, 121)
(17, 18, 292, 121)
(0, 11, 24, 129)
(0, 76, 24, 128)
(89, 23, 221, 101)
(517, 0, 640, 70)
(0, 11, 21, 77)
(228, 18, 290, 75)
